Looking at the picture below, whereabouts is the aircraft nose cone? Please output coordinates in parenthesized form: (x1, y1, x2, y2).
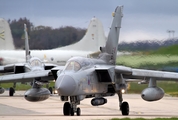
(55, 75, 76, 96)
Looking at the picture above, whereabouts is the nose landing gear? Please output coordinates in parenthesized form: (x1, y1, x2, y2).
(63, 96, 81, 116)
(63, 102, 81, 116)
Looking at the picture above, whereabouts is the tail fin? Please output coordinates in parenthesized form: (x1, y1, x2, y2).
(99, 6, 123, 65)
(0, 18, 15, 50)
(24, 24, 31, 62)
(56, 17, 106, 51)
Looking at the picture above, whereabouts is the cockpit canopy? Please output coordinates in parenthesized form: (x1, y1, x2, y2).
(65, 61, 81, 72)
(64, 57, 92, 72)
(30, 57, 43, 67)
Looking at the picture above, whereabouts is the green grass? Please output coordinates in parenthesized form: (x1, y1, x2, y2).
(117, 55, 178, 69)
(111, 118, 178, 120)
(151, 45, 178, 55)
(1, 82, 55, 90)
(1, 83, 31, 90)
(117, 44, 178, 69)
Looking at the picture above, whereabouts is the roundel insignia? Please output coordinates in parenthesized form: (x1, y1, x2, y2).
(0, 30, 5, 40)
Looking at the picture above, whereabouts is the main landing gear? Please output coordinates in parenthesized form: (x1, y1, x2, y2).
(9, 83, 16, 96)
(63, 96, 81, 116)
(48, 87, 53, 94)
(9, 87, 15, 96)
(118, 90, 129, 115)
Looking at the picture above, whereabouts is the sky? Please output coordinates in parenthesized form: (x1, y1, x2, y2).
(0, 0, 178, 42)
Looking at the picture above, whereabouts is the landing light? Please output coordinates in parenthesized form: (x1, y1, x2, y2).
(121, 89, 125, 94)
(54, 89, 58, 94)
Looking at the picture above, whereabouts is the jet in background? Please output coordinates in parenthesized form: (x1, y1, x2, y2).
(1, 6, 177, 116)
(0, 18, 15, 50)
(0, 24, 57, 96)
(0, 18, 15, 64)
(0, 17, 106, 65)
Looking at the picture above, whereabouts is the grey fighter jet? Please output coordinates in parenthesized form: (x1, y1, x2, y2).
(0, 24, 57, 97)
(1, 6, 178, 116)
(52, 6, 178, 116)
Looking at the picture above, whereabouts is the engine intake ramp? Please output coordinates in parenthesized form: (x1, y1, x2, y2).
(95, 67, 115, 83)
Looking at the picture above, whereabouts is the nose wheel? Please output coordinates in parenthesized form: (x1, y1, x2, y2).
(63, 102, 81, 116)
(63, 102, 71, 115)
(120, 101, 129, 115)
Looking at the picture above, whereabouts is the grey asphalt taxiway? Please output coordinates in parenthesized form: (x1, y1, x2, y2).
(0, 91, 178, 120)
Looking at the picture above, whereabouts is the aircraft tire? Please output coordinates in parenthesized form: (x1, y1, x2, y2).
(121, 101, 129, 115)
(76, 107, 81, 116)
(70, 108, 74, 116)
(9, 87, 15, 96)
(63, 102, 71, 116)
(48, 87, 53, 94)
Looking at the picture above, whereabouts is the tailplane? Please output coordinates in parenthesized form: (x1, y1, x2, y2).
(99, 6, 123, 65)
(56, 17, 106, 52)
(0, 18, 15, 50)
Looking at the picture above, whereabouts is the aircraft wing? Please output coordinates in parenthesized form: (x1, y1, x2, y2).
(115, 66, 178, 81)
(0, 70, 54, 83)
(0, 63, 57, 73)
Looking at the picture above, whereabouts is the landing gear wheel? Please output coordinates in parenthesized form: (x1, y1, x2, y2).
(9, 87, 15, 96)
(121, 101, 129, 115)
(70, 108, 74, 116)
(76, 107, 81, 116)
(63, 102, 71, 116)
(48, 87, 53, 94)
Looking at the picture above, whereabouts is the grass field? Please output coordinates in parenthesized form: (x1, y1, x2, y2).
(117, 44, 178, 69)
(117, 54, 178, 69)
(151, 44, 178, 55)
(1, 82, 55, 90)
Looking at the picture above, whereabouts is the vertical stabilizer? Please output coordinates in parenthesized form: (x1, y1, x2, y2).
(0, 18, 15, 50)
(24, 24, 31, 62)
(99, 6, 123, 65)
(56, 17, 106, 51)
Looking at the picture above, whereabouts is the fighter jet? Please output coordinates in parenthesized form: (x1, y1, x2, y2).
(0, 24, 57, 97)
(52, 6, 178, 116)
(1, 6, 178, 116)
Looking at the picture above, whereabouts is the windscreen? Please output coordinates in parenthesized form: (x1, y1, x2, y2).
(65, 61, 81, 72)
(30, 59, 42, 67)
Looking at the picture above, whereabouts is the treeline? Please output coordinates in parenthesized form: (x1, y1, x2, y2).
(9, 18, 178, 51)
(8, 17, 86, 49)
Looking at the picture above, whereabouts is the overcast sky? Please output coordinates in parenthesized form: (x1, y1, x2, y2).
(1, 0, 178, 42)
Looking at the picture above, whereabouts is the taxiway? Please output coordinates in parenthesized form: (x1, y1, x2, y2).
(0, 91, 178, 120)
